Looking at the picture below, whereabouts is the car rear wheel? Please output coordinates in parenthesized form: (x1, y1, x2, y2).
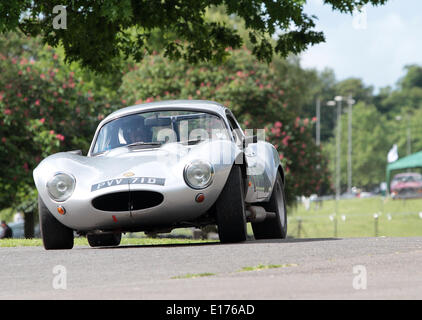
(87, 232, 122, 247)
(252, 171, 287, 239)
(38, 196, 74, 250)
(215, 165, 247, 243)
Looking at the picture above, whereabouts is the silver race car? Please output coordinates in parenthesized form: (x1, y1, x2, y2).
(33, 100, 287, 249)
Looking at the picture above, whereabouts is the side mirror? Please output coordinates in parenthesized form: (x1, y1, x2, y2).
(67, 150, 83, 156)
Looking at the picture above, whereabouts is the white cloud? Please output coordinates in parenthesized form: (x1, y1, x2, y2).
(300, 0, 422, 90)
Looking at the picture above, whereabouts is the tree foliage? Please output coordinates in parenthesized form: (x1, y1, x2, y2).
(0, 0, 388, 72)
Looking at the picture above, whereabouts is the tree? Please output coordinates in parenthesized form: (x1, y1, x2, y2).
(323, 102, 390, 190)
(377, 65, 422, 116)
(0, 0, 388, 72)
(0, 33, 114, 210)
(399, 65, 422, 90)
(334, 78, 373, 104)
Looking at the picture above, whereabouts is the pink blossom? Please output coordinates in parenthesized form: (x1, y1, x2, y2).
(50, 130, 55, 135)
(274, 121, 282, 128)
(56, 134, 65, 141)
(145, 97, 154, 103)
(4, 109, 12, 115)
(23, 162, 29, 172)
(282, 135, 290, 147)
(1, 137, 6, 143)
(39, 118, 45, 124)
(35, 100, 40, 106)
(312, 116, 317, 122)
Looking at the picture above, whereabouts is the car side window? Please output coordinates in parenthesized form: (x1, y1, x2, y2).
(226, 113, 243, 144)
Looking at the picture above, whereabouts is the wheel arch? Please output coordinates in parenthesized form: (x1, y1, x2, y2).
(277, 165, 285, 186)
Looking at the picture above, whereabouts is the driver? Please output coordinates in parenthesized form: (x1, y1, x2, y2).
(122, 115, 149, 145)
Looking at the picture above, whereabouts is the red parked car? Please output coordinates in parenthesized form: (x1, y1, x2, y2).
(390, 172, 422, 199)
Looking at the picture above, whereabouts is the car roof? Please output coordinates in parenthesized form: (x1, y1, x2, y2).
(393, 172, 422, 177)
(102, 100, 228, 124)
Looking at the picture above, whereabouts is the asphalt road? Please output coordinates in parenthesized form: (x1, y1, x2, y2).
(1, 237, 422, 299)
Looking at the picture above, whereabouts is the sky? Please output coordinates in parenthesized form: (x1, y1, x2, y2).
(300, 0, 422, 92)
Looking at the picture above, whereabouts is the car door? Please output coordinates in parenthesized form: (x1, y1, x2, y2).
(225, 111, 267, 200)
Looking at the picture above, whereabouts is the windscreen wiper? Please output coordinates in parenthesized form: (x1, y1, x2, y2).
(126, 141, 162, 148)
(183, 138, 206, 145)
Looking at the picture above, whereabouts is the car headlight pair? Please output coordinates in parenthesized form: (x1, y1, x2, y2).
(47, 173, 76, 202)
(46, 162, 212, 200)
(184, 160, 214, 189)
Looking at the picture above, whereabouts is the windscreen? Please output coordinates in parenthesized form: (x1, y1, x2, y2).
(92, 110, 230, 155)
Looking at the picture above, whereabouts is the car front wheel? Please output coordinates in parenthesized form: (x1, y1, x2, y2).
(39, 196, 74, 250)
(215, 165, 247, 243)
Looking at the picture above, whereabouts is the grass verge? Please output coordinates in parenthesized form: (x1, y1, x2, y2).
(171, 272, 216, 279)
(239, 263, 298, 272)
(0, 237, 217, 248)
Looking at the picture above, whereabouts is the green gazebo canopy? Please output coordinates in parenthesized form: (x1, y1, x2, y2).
(386, 150, 422, 191)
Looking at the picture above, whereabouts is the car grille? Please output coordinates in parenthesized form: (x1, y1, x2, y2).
(92, 191, 164, 212)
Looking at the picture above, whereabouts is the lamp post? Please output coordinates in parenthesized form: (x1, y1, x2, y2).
(316, 98, 321, 146)
(347, 96, 355, 194)
(334, 96, 343, 204)
(327, 99, 339, 237)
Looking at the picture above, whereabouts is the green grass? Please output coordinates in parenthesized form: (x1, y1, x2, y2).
(0, 237, 217, 248)
(289, 196, 422, 238)
(239, 263, 298, 272)
(171, 272, 216, 279)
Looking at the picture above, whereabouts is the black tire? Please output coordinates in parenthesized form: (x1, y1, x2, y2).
(38, 196, 74, 250)
(252, 171, 287, 239)
(87, 232, 122, 247)
(215, 165, 247, 243)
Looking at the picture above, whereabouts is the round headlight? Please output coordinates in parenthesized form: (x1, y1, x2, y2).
(46, 173, 76, 202)
(184, 160, 214, 189)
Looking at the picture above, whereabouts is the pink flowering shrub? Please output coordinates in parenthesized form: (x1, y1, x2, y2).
(0, 33, 105, 207)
